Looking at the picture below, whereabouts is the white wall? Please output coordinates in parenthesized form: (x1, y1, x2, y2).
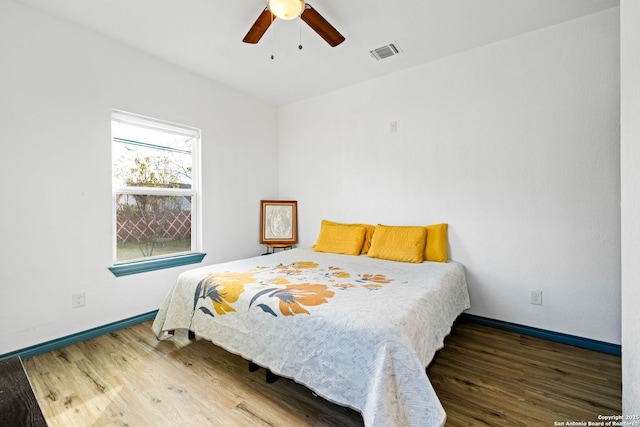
(621, 0, 640, 416)
(279, 9, 620, 344)
(0, 1, 278, 354)
(0, 0, 622, 357)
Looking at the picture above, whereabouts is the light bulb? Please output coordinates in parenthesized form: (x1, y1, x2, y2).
(267, 0, 305, 20)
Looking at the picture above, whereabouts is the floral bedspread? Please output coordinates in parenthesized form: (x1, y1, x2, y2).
(153, 248, 470, 427)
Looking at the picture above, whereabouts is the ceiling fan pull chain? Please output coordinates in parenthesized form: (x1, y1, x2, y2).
(270, 12, 275, 60)
(299, 20, 303, 50)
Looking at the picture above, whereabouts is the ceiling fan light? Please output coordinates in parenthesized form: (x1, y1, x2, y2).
(267, 0, 305, 20)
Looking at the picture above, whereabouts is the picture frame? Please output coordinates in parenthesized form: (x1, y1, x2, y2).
(260, 200, 298, 245)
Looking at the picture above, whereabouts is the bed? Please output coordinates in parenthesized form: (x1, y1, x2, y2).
(152, 240, 470, 426)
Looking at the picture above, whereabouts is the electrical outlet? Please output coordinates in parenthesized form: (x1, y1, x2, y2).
(72, 292, 85, 308)
(530, 290, 542, 305)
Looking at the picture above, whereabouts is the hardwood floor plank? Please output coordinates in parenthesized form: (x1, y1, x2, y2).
(23, 319, 621, 426)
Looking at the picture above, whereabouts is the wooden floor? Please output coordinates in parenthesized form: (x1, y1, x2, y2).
(429, 322, 621, 426)
(22, 320, 621, 426)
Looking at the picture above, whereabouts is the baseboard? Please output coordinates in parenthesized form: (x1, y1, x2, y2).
(0, 310, 159, 361)
(460, 313, 621, 356)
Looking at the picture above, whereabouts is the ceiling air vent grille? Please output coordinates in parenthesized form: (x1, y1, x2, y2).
(370, 43, 401, 61)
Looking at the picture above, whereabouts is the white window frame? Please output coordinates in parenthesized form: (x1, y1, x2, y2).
(109, 110, 204, 275)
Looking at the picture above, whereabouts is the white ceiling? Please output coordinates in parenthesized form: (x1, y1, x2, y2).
(15, 0, 619, 105)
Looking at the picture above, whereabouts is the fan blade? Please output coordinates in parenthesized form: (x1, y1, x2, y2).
(301, 4, 345, 47)
(243, 8, 274, 44)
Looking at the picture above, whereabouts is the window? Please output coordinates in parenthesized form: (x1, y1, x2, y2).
(109, 110, 204, 276)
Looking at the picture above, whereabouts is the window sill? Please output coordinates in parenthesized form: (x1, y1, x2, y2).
(109, 252, 206, 277)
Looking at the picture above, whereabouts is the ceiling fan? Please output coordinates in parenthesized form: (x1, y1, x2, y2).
(243, 0, 345, 47)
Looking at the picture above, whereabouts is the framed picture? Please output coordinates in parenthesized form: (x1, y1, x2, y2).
(260, 200, 298, 245)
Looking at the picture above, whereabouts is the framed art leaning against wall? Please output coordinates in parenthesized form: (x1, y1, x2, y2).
(260, 200, 298, 245)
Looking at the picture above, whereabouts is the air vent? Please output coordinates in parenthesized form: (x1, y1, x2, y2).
(370, 42, 401, 61)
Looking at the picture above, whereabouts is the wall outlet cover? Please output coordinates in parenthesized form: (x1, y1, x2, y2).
(530, 290, 542, 305)
(72, 292, 86, 308)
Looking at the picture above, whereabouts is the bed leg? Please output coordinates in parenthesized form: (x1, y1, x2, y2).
(426, 349, 441, 375)
(247, 361, 279, 383)
(188, 330, 196, 340)
(266, 369, 279, 384)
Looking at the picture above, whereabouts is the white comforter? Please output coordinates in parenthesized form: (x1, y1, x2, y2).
(152, 248, 470, 427)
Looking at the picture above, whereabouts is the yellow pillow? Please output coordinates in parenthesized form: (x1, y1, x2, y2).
(367, 225, 427, 263)
(424, 223, 448, 262)
(322, 220, 375, 254)
(314, 220, 366, 255)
